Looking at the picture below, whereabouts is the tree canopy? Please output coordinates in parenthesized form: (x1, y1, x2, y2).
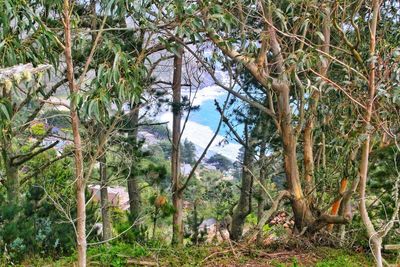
(0, 0, 399, 266)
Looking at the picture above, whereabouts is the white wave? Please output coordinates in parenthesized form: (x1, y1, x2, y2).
(182, 70, 229, 106)
(186, 85, 225, 106)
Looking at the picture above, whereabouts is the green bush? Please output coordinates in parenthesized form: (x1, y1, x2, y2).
(87, 243, 149, 267)
(0, 149, 99, 264)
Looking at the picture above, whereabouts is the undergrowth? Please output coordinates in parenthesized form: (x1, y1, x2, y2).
(14, 242, 373, 266)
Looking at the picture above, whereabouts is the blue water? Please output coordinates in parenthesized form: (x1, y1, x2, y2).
(188, 94, 243, 141)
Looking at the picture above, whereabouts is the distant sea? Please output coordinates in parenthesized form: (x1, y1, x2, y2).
(189, 89, 246, 136)
(189, 94, 225, 134)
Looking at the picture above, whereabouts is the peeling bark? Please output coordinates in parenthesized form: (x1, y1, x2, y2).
(327, 177, 348, 232)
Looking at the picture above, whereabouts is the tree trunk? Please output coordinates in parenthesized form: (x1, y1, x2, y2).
(277, 84, 314, 230)
(171, 46, 184, 245)
(303, 5, 330, 203)
(5, 164, 19, 204)
(371, 238, 383, 267)
(152, 208, 158, 239)
(256, 138, 268, 243)
(63, 1, 86, 265)
(303, 124, 315, 198)
(256, 163, 268, 243)
(327, 177, 348, 232)
(358, 1, 381, 266)
(127, 107, 141, 223)
(192, 201, 199, 245)
(266, 1, 314, 230)
(128, 175, 141, 222)
(90, 0, 97, 41)
(99, 152, 112, 241)
(230, 140, 253, 241)
(71, 108, 86, 267)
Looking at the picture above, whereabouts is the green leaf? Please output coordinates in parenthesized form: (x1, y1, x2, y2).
(316, 31, 325, 42)
(0, 102, 11, 120)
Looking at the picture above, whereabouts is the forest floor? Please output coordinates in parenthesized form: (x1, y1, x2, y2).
(20, 242, 375, 267)
(147, 245, 372, 267)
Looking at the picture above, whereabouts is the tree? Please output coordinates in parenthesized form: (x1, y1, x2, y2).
(173, 0, 359, 233)
(62, 2, 87, 263)
(60, 0, 146, 263)
(206, 154, 232, 172)
(0, 0, 62, 205)
(357, 1, 400, 265)
(171, 46, 184, 245)
(0, 64, 58, 204)
(181, 139, 196, 165)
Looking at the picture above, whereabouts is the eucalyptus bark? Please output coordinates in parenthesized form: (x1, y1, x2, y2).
(63, 1, 86, 265)
(358, 1, 382, 266)
(277, 83, 314, 229)
(171, 47, 184, 245)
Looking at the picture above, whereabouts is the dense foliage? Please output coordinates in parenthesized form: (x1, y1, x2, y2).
(0, 0, 399, 266)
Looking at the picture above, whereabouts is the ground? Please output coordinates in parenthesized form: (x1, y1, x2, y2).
(150, 245, 372, 267)
(20, 243, 374, 267)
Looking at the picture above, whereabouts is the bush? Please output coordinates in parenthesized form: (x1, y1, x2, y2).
(87, 243, 149, 267)
(0, 150, 100, 264)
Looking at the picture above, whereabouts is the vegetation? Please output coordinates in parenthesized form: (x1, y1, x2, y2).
(0, 0, 399, 266)
(206, 153, 233, 171)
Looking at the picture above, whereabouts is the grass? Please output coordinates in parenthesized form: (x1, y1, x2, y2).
(14, 242, 373, 266)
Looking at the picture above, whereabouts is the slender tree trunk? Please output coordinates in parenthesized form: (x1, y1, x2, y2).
(371, 238, 383, 267)
(63, 1, 86, 265)
(171, 47, 184, 245)
(99, 152, 112, 241)
(127, 107, 141, 222)
(90, 0, 97, 41)
(152, 208, 158, 239)
(358, 1, 381, 266)
(256, 181, 268, 243)
(192, 202, 199, 245)
(257, 140, 268, 243)
(303, 5, 330, 202)
(127, 175, 141, 222)
(230, 137, 253, 241)
(277, 84, 314, 230)
(5, 164, 19, 204)
(303, 124, 314, 196)
(71, 104, 86, 267)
